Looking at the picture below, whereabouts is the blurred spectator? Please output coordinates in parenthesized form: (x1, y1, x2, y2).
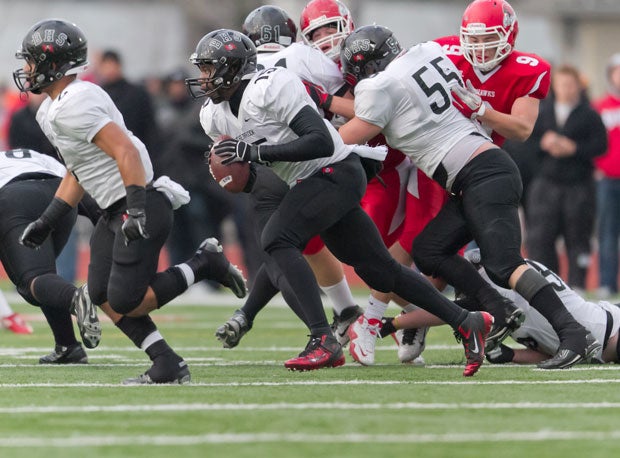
(526, 64, 607, 291)
(94, 49, 160, 155)
(152, 69, 261, 287)
(593, 53, 620, 299)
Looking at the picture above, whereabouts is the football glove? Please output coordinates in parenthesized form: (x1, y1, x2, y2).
(121, 208, 149, 245)
(212, 138, 266, 165)
(451, 79, 487, 120)
(19, 218, 52, 249)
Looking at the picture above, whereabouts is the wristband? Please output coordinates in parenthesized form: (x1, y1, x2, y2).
(41, 197, 73, 229)
(125, 185, 146, 210)
(323, 95, 333, 111)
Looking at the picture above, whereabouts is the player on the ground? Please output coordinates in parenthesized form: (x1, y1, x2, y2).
(338, 24, 599, 370)
(14, 19, 246, 384)
(189, 28, 493, 376)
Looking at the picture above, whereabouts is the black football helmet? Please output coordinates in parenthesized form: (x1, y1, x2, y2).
(340, 25, 402, 87)
(13, 19, 88, 94)
(186, 29, 257, 102)
(242, 5, 298, 52)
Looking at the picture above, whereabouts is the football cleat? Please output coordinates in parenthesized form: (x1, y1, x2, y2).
(348, 315, 382, 366)
(454, 311, 494, 377)
(190, 238, 247, 298)
(123, 358, 191, 385)
(71, 284, 101, 349)
(284, 334, 345, 371)
(39, 343, 88, 364)
(215, 309, 251, 348)
(485, 298, 525, 352)
(393, 325, 429, 364)
(537, 331, 602, 370)
(330, 305, 364, 347)
(1, 313, 33, 334)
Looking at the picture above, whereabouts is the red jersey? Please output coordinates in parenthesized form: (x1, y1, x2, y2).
(593, 94, 620, 178)
(435, 35, 551, 146)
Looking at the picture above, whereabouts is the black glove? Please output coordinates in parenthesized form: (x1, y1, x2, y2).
(20, 218, 52, 249)
(212, 138, 265, 165)
(19, 197, 73, 249)
(121, 208, 149, 245)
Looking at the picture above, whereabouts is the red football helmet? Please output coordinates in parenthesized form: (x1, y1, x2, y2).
(460, 0, 519, 71)
(299, 0, 354, 62)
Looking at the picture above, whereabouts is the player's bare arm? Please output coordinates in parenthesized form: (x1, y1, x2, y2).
(479, 95, 539, 142)
(54, 172, 85, 207)
(338, 116, 382, 145)
(92, 122, 147, 187)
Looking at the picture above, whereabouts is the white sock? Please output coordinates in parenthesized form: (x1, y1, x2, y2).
(140, 331, 164, 351)
(366, 295, 389, 322)
(321, 277, 356, 315)
(176, 263, 195, 287)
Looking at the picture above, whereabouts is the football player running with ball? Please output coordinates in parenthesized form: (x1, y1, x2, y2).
(189, 28, 493, 376)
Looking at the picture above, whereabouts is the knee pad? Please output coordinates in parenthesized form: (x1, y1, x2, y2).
(514, 268, 549, 302)
(411, 237, 442, 277)
(108, 285, 145, 315)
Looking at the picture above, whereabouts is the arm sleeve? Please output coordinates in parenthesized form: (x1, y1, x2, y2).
(256, 105, 334, 163)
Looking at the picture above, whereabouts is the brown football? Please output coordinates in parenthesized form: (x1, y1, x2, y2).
(208, 135, 250, 193)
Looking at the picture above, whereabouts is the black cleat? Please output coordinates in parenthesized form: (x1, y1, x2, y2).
(123, 358, 191, 385)
(215, 309, 251, 349)
(537, 332, 602, 369)
(71, 284, 101, 349)
(190, 238, 247, 298)
(485, 299, 525, 352)
(39, 343, 88, 364)
(330, 305, 364, 347)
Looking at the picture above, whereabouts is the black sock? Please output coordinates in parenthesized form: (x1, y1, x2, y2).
(392, 265, 468, 328)
(31, 273, 76, 310)
(265, 260, 309, 327)
(115, 315, 158, 348)
(145, 339, 177, 361)
(268, 246, 330, 334)
(241, 264, 278, 322)
(40, 305, 78, 347)
(150, 267, 188, 308)
(529, 285, 584, 339)
(437, 256, 491, 299)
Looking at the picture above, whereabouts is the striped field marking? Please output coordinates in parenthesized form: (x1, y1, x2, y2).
(1, 400, 620, 414)
(1, 378, 620, 388)
(0, 430, 620, 447)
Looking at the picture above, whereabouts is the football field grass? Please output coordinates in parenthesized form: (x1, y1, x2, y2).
(1, 291, 619, 458)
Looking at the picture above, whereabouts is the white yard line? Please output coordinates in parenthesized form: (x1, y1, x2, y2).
(1, 378, 620, 388)
(0, 430, 619, 447)
(2, 401, 620, 415)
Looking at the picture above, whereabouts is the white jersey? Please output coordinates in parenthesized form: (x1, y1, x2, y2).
(256, 42, 345, 96)
(354, 41, 489, 191)
(36, 80, 154, 209)
(0, 149, 66, 189)
(479, 260, 620, 362)
(200, 67, 351, 186)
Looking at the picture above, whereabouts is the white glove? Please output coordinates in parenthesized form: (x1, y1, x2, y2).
(351, 144, 388, 161)
(451, 79, 487, 120)
(153, 176, 191, 210)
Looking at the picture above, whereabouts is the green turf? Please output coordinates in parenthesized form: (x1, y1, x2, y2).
(0, 295, 619, 458)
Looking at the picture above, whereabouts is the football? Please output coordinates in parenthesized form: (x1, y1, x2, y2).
(208, 135, 250, 193)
